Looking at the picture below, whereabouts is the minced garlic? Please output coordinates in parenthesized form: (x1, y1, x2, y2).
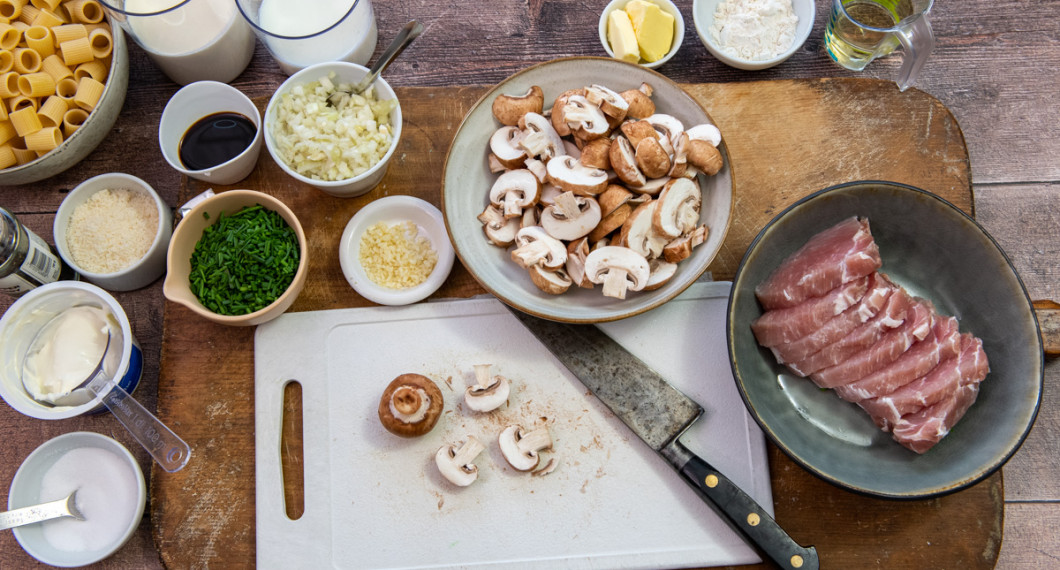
(358, 221, 438, 289)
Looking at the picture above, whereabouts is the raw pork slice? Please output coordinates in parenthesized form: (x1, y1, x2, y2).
(751, 276, 869, 347)
(834, 316, 962, 403)
(859, 334, 990, 431)
(891, 381, 982, 454)
(809, 299, 935, 389)
(755, 217, 882, 310)
(785, 279, 912, 376)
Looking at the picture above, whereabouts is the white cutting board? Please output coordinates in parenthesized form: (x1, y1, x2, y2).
(254, 281, 772, 569)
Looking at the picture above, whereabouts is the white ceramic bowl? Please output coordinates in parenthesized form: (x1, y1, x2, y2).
(598, 0, 685, 69)
(0, 19, 129, 186)
(0, 281, 142, 419)
(264, 61, 402, 198)
(158, 81, 263, 185)
(692, 0, 815, 70)
(442, 57, 733, 323)
(8, 432, 147, 567)
(339, 195, 455, 305)
(53, 173, 172, 292)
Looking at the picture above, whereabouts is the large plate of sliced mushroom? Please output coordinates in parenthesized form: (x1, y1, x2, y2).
(442, 56, 733, 323)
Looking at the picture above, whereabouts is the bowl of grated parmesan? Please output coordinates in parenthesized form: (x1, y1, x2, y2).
(692, 0, 815, 70)
(54, 172, 173, 292)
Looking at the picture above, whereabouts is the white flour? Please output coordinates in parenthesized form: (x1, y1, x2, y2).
(709, 0, 799, 61)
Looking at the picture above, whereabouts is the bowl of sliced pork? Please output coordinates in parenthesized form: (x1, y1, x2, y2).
(728, 181, 1043, 498)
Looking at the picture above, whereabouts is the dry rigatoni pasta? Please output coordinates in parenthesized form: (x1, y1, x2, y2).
(40, 53, 71, 80)
(72, 57, 101, 80)
(0, 143, 16, 168)
(59, 35, 91, 65)
(0, 119, 16, 143)
(9, 104, 40, 135)
(0, 0, 27, 21)
(17, 70, 52, 96)
(30, 0, 61, 11)
(35, 92, 63, 125)
(60, 105, 84, 136)
(0, 23, 20, 50)
(23, 122, 57, 150)
(86, 24, 108, 57)
(23, 24, 52, 56)
(71, 73, 98, 109)
(0, 50, 13, 73)
(30, 8, 62, 27)
(13, 45, 39, 71)
(0, 69, 18, 96)
(63, 0, 101, 23)
(50, 23, 84, 44)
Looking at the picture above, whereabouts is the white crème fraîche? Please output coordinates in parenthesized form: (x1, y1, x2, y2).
(709, 0, 799, 61)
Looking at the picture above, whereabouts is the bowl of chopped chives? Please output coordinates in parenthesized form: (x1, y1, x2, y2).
(163, 189, 307, 326)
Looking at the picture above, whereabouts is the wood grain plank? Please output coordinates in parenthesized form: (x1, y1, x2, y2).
(997, 502, 1060, 568)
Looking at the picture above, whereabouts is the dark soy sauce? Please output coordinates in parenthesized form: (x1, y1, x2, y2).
(179, 112, 257, 170)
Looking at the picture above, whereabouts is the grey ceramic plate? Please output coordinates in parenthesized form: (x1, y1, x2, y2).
(441, 57, 733, 323)
(728, 181, 1043, 498)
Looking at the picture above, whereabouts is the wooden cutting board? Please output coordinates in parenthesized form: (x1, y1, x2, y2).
(153, 78, 1001, 569)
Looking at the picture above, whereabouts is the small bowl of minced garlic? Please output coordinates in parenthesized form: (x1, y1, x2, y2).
(339, 196, 455, 306)
(692, 0, 815, 70)
(599, 0, 685, 69)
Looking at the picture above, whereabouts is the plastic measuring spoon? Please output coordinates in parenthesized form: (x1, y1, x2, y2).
(0, 492, 83, 531)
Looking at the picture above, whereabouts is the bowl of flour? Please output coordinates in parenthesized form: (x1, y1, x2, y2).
(692, 0, 815, 70)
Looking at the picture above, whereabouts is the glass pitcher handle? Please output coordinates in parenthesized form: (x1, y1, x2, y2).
(894, 14, 935, 92)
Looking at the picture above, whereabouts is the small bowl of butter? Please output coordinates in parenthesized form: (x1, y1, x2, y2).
(599, 0, 685, 69)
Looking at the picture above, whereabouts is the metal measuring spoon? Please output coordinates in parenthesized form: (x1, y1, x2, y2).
(21, 311, 191, 473)
(327, 20, 424, 107)
(0, 492, 83, 531)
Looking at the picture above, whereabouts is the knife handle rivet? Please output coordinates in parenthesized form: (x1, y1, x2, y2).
(790, 554, 805, 568)
(704, 474, 719, 488)
(746, 512, 761, 526)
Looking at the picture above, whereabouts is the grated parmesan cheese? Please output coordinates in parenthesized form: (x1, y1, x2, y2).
(359, 221, 438, 289)
(66, 188, 159, 274)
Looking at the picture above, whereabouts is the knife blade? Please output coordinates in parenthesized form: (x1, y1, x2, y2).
(509, 309, 819, 570)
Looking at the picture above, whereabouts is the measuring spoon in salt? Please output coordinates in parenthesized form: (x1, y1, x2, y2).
(326, 20, 424, 107)
(0, 492, 83, 531)
(21, 314, 192, 473)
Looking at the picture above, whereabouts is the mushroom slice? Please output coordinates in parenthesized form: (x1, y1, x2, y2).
(561, 95, 610, 140)
(579, 137, 612, 170)
(489, 168, 541, 219)
(620, 120, 658, 149)
(435, 436, 486, 487)
(608, 136, 647, 187)
(620, 83, 656, 119)
(565, 237, 594, 288)
(489, 126, 528, 169)
(510, 226, 567, 269)
(520, 205, 539, 229)
(546, 155, 608, 196)
(584, 84, 629, 121)
(618, 200, 667, 260)
(653, 177, 702, 238)
(644, 259, 678, 291)
(518, 112, 565, 162)
(524, 157, 547, 183)
(378, 373, 444, 438)
(538, 183, 563, 207)
(686, 123, 723, 147)
(465, 363, 511, 412)
(588, 202, 632, 243)
(498, 424, 553, 471)
(687, 139, 724, 175)
(541, 191, 602, 241)
(549, 88, 585, 137)
(487, 153, 507, 174)
(528, 263, 573, 295)
(645, 114, 685, 148)
(492, 85, 544, 126)
(635, 137, 672, 179)
(626, 176, 669, 196)
(662, 224, 709, 263)
(584, 245, 651, 299)
(668, 132, 690, 178)
(598, 184, 633, 216)
(478, 203, 520, 247)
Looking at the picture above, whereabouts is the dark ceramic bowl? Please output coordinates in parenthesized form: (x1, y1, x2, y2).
(728, 181, 1043, 498)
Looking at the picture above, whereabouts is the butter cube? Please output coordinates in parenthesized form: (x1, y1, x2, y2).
(625, 0, 675, 63)
(608, 9, 640, 63)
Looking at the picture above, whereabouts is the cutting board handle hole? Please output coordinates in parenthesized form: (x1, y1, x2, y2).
(282, 380, 305, 520)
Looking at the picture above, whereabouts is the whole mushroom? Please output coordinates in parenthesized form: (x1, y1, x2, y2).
(492, 86, 544, 126)
(378, 373, 444, 437)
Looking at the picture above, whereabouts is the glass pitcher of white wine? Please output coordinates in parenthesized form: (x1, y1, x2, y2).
(824, 0, 935, 91)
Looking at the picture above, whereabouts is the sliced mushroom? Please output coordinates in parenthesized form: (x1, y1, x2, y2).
(579, 137, 612, 170)
(668, 132, 689, 178)
(620, 120, 658, 149)
(644, 259, 678, 290)
(549, 88, 585, 137)
(653, 177, 702, 238)
(498, 424, 553, 471)
(662, 224, 709, 263)
(487, 153, 507, 174)
(435, 436, 485, 487)
(518, 112, 565, 162)
(625, 176, 669, 196)
(588, 202, 632, 243)
(538, 183, 563, 206)
(687, 139, 724, 175)
(645, 114, 685, 148)
(583, 245, 651, 299)
(478, 203, 521, 247)
(524, 157, 547, 183)
(686, 123, 723, 147)
(618, 200, 667, 260)
(540, 191, 602, 241)
(545, 155, 608, 196)
(489, 168, 541, 218)
(561, 95, 610, 140)
(489, 126, 528, 169)
(378, 373, 444, 438)
(520, 205, 539, 229)
(510, 226, 567, 269)
(635, 137, 672, 179)
(492, 85, 544, 126)
(598, 184, 633, 216)
(565, 237, 594, 288)
(608, 136, 646, 187)
(620, 83, 655, 119)
(584, 84, 629, 122)
(528, 263, 573, 295)
(464, 363, 511, 412)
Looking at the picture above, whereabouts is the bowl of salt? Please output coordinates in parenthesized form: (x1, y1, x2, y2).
(7, 432, 146, 567)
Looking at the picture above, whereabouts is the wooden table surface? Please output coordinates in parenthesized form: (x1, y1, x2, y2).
(1, 0, 1057, 568)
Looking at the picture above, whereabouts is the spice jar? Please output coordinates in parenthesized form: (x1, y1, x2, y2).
(0, 207, 79, 298)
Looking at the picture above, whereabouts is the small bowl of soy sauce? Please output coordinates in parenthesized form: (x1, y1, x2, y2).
(158, 81, 263, 185)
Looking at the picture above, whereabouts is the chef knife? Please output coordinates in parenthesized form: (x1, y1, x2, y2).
(508, 309, 819, 570)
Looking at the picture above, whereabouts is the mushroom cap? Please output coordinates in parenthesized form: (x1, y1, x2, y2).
(545, 155, 608, 196)
(435, 436, 486, 487)
(378, 373, 444, 437)
(687, 139, 724, 176)
(511, 225, 567, 269)
(608, 136, 647, 187)
(584, 84, 629, 121)
(620, 120, 658, 149)
(492, 85, 544, 126)
(618, 200, 668, 260)
(579, 137, 612, 170)
(583, 245, 651, 299)
(478, 203, 520, 247)
(464, 370, 512, 412)
(644, 259, 678, 291)
(653, 177, 702, 238)
(686, 123, 723, 147)
(588, 202, 632, 243)
(541, 191, 602, 241)
(518, 112, 565, 162)
(489, 126, 528, 169)
(562, 95, 610, 140)
(620, 85, 656, 119)
(634, 137, 672, 179)
(528, 264, 573, 295)
(489, 168, 541, 218)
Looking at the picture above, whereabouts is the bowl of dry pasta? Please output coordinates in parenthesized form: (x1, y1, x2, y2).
(0, 5, 129, 185)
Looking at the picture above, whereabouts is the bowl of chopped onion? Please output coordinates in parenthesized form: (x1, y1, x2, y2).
(264, 61, 402, 198)
(163, 189, 308, 326)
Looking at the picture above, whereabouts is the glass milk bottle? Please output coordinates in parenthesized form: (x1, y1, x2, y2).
(100, 0, 256, 85)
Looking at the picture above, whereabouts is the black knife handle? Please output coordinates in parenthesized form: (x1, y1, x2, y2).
(660, 439, 819, 570)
